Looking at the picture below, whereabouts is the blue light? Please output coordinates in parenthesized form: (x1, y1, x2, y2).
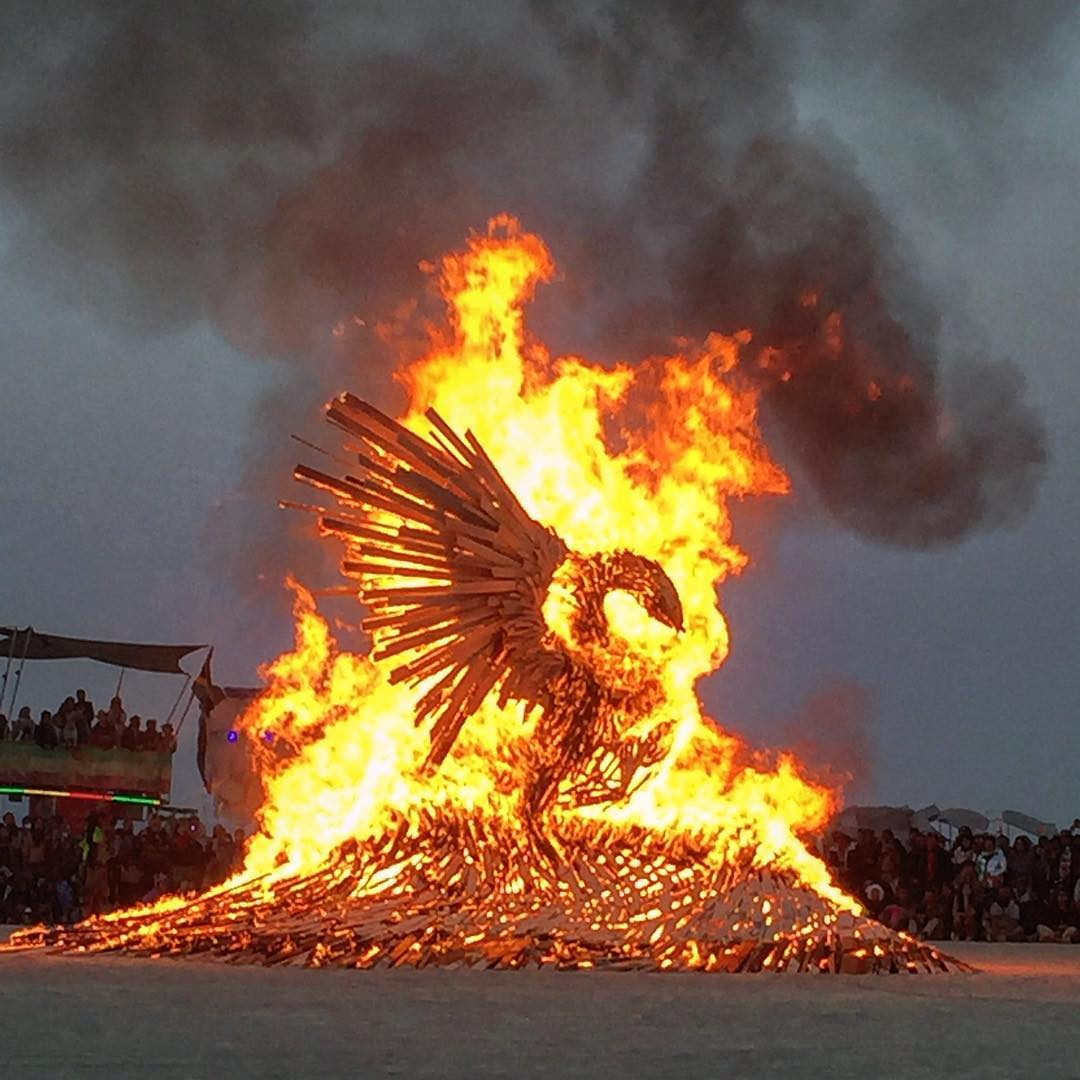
(227, 731, 238, 743)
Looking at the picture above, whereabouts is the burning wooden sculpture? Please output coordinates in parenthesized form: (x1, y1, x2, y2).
(5, 394, 968, 975)
(0, 201, 980, 975)
(300, 394, 683, 833)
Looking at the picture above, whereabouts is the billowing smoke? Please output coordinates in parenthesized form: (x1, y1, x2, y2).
(0, 1, 1054, 568)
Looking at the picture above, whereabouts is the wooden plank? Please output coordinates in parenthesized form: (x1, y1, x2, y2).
(389, 621, 498, 686)
(342, 475, 447, 531)
(373, 609, 494, 663)
(412, 663, 466, 722)
(278, 499, 329, 515)
(425, 407, 476, 466)
(389, 466, 499, 532)
(320, 516, 440, 551)
(425, 662, 493, 765)
(344, 561, 452, 582)
(364, 579, 520, 602)
(332, 396, 477, 501)
(347, 545, 452, 572)
(361, 598, 490, 633)
(294, 464, 368, 505)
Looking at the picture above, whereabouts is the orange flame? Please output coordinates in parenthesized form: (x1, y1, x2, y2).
(215, 214, 857, 916)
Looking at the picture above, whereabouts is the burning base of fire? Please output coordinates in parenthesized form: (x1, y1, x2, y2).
(6, 819, 967, 974)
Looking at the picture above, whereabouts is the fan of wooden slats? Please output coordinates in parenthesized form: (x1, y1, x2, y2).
(294, 393, 570, 765)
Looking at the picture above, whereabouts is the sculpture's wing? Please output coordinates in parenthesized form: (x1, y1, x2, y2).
(295, 393, 570, 766)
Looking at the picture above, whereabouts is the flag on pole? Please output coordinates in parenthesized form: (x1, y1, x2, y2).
(194, 648, 223, 785)
(192, 648, 224, 712)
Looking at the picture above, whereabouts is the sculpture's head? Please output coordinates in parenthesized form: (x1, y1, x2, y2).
(609, 551, 685, 633)
(543, 549, 685, 655)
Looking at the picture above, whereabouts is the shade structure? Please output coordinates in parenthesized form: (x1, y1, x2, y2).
(0, 626, 205, 674)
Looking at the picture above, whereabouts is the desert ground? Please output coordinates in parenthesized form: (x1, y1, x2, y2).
(2, 938, 1079, 1079)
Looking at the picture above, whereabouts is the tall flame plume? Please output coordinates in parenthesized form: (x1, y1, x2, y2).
(244, 214, 842, 898)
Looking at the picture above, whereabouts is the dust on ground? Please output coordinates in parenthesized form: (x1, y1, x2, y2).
(2, 940, 1078, 1079)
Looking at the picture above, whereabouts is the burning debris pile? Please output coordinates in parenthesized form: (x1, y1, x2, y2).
(7, 220, 968, 973)
(11, 818, 962, 973)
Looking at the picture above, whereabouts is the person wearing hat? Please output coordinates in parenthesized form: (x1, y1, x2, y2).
(864, 881, 886, 916)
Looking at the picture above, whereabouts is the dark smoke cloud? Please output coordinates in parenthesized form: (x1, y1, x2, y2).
(0, 1, 322, 332)
(669, 133, 1046, 545)
(803, 0, 1078, 106)
(0, 0, 1055, 569)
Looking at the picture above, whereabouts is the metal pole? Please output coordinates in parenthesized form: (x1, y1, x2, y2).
(163, 673, 192, 726)
(114, 666, 126, 699)
(0, 628, 18, 717)
(7, 630, 32, 722)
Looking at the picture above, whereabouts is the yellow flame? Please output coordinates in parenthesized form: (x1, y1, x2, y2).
(214, 215, 857, 915)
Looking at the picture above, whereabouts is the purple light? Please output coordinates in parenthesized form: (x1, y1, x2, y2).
(263, 731, 274, 743)
(227, 731, 238, 743)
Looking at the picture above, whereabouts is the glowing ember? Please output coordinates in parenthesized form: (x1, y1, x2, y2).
(5, 218, 966, 973)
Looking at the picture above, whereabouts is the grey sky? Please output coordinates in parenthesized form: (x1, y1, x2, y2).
(1, 2, 1077, 822)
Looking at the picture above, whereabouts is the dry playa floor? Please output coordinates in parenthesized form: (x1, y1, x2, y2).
(2, 937, 1079, 1079)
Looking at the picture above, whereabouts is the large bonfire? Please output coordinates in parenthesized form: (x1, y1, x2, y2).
(9, 218, 962, 973)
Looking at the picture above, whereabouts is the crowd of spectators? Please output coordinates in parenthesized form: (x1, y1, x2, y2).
(0, 690, 177, 753)
(5, 689, 1080, 942)
(0, 808, 246, 924)
(819, 821, 1080, 943)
